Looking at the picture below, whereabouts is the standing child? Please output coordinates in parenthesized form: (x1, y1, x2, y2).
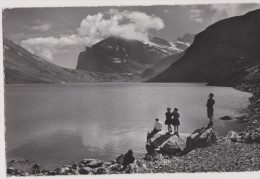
(172, 108, 180, 135)
(165, 108, 173, 134)
(206, 93, 215, 126)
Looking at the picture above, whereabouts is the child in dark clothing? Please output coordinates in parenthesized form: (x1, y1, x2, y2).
(122, 149, 135, 170)
(165, 108, 173, 134)
(172, 108, 180, 135)
(206, 93, 215, 126)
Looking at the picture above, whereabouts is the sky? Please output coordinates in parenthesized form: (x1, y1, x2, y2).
(3, 3, 260, 69)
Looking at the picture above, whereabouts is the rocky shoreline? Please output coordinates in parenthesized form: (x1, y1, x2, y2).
(6, 83, 260, 176)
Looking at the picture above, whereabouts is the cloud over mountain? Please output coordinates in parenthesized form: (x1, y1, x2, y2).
(20, 10, 164, 61)
(20, 35, 89, 60)
(78, 9, 164, 42)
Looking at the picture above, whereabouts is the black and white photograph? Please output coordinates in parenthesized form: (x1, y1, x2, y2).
(1, 0, 260, 178)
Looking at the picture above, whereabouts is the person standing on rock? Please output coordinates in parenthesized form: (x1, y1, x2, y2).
(122, 149, 135, 170)
(172, 107, 180, 135)
(147, 118, 162, 142)
(165, 108, 173, 134)
(206, 93, 215, 126)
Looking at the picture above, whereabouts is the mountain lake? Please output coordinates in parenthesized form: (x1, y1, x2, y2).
(5, 83, 252, 169)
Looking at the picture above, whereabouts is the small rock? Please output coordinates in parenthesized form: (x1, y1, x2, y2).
(59, 167, 70, 175)
(109, 164, 122, 171)
(20, 170, 30, 176)
(95, 167, 110, 174)
(79, 163, 85, 168)
(80, 159, 95, 165)
(226, 131, 239, 142)
(42, 170, 49, 175)
(14, 170, 22, 176)
(79, 167, 94, 175)
(48, 171, 57, 176)
(125, 162, 147, 173)
(7, 167, 14, 175)
(110, 160, 116, 164)
(103, 161, 113, 166)
(33, 163, 41, 169)
(71, 168, 79, 175)
(72, 163, 78, 169)
(144, 153, 154, 161)
(86, 159, 104, 169)
(10, 159, 17, 163)
(63, 165, 71, 168)
(219, 116, 232, 120)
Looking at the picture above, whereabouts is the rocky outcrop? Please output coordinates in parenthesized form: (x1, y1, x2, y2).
(150, 9, 260, 84)
(185, 123, 217, 153)
(7, 156, 151, 176)
(7, 159, 117, 176)
(174, 33, 195, 50)
(232, 61, 260, 144)
(145, 123, 217, 157)
(226, 128, 260, 144)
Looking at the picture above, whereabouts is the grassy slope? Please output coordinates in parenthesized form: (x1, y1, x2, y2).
(3, 38, 133, 84)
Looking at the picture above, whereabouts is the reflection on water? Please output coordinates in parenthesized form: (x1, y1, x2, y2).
(5, 83, 251, 169)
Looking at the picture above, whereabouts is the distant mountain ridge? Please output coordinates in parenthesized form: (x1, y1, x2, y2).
(3, 38, 133, 84)
(140, 34, 194, 80)
(150, 9, 260, 85)
(76, 35, 193, 74)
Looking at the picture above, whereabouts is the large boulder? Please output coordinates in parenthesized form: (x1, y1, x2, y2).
(185, 123, 217, 153)
(160, 134, 189, 155)
(145, 132, 189, 156)
(146, 123, 217, 156)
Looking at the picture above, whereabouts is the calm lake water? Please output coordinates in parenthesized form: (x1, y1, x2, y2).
(5, 83, 251, 169)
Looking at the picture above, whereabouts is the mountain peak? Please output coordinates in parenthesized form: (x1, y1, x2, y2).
(149, 36, 172, 47)
(176, 33, 195, 43)
(150, 9, 260, 84)
(76, 35, 191, 74)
